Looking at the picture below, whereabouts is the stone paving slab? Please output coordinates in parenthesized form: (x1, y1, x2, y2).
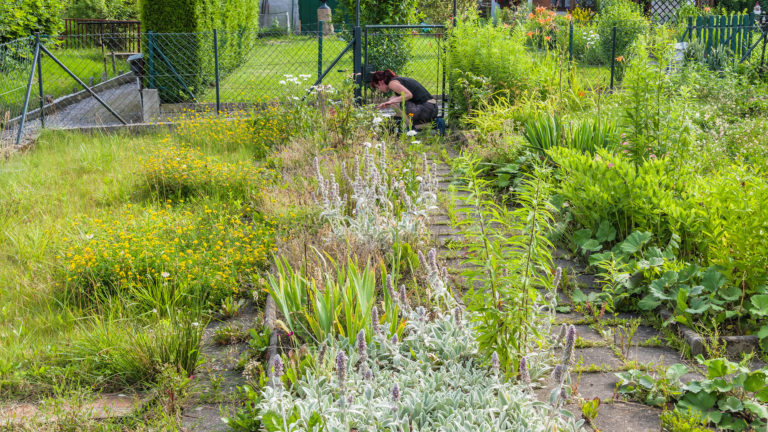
(624, 346, 685, 367)
(575, 347, 624, 370)
(577, 372, 619, 401)
(589, 401, 661, 432)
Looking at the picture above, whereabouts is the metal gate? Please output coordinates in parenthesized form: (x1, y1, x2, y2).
(361, 25, 447, 118)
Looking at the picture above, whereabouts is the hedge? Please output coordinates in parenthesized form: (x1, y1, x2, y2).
(140, 0, 259, 102)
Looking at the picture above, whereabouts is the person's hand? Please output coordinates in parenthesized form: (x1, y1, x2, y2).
(376, 101, 390, 110)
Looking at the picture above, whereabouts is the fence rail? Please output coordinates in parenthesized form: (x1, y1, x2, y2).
(62, 18, 142, 52)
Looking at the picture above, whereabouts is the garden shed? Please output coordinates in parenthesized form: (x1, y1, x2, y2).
(298, 0, 340, 32)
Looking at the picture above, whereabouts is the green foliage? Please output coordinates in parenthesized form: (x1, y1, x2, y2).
(457, 159, 555, 374)
(660, 407, 711, 432)
(416, 0, 477, 24)
(65, 0, 139, 20)
(616, 364, 688, 406)
(0, 0, 64, 43)
(594, 0, 649, 66)
(448, 22, 557, 120)
(139, 0, 259, 102)
(266, 257, 402, 343)
(677, 356, 768, 431)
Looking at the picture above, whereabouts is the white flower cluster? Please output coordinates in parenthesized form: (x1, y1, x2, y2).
(278, 74, 311, 86)
(313, 146, 438, 245)
(255, 310, 585, 431)
(584, 29, 600, 50)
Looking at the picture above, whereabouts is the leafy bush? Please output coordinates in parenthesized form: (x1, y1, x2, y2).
(595, 0, 649, 65)
(140, 146, 275, 200)
(448, 22, 557, 120)
(0, 0, 64, 43)
(139, 0, 259, 102)
(417, 0, 477, 23)
(65, 0, 139, 20)
(60, 202, 275, 307)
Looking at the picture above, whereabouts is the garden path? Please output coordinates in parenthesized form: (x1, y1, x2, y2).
(427, 151, 682, 432)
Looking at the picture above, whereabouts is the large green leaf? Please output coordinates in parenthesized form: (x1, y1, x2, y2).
(744, 371, 767, 393)
(718, 396, 743, 412)
(701, 266, 726, 293)
(638, 294, 662, 311)
(705, 358, 732, 379)
(719, 286, 741, 302)
(745, 400, 768, 419)
(666, 363, 689, 382)
(573, 229, 593, 247)
(596, 220, 616, 243)
(750, 295, 768, 317)
(619, 231, 652, 254)
(679, 390, 717, 411)
(580, 239, 603, 252)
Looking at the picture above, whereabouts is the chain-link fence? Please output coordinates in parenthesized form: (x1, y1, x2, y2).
(361, 25, 447, 116)
(1, 37, 37, 144)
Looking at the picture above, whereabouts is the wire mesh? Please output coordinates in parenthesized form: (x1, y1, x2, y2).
(362, 26, 446, 116)
(0, 37, 36, 146)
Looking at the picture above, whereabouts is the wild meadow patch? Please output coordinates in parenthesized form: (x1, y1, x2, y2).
(59, 202, 276, 308)
(139, 146, 276, 200)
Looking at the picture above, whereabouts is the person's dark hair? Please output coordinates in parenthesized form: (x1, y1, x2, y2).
(370, 69, 397, 87)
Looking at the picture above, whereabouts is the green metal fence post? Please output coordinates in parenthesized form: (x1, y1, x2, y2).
(147, 31, 155, 89)
(36, 33, 45, 129)
(318, 21, 323, 83)
(453, 0, 457, 26)
(568, 21, 573, 63)
(213, 29, 221, 114)
(16, 38, 40, 146)
(610, 26, 616, 90)
(354, 25, 362, 104)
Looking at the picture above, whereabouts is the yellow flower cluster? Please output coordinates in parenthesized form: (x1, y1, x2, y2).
(250, 105, 292, 156)
(60, 203, 276, 305)
(171, 107, 291, 158)
(174, 109, 264, 153)
(140, 146, 275, 199)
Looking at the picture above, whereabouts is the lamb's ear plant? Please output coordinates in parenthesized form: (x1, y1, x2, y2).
(456, 157, 556, 374)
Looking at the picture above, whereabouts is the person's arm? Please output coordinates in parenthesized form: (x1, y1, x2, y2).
(377, 80, 413, 109)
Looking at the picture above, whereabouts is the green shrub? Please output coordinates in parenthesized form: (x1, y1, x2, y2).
(448, 22, 557, 120)
(140, 0, 259, 102)
(595, 0, 649, 66)
(417, 0, 477, 24)
(0, 0, 64, 43)
(65, 0, 139, 20)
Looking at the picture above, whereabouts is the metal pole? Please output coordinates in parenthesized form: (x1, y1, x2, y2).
(453, 0, 457, 26)
(38, 44, 127, 124)
(36, 34, 45, 129)
(356, 0, 360, 27)
(318, 21, 323, 82)
(354, 25, 362, 104)
(568, 21, 573, 63)
(610, 25, 616, 90)
(214, 29, 221, 114)
(16, 40, 40, 146)
(148, 31, 155, 89)
(363, 27, 368, 103)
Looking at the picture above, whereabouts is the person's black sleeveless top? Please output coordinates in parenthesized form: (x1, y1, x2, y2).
(391, 77, 433, 104)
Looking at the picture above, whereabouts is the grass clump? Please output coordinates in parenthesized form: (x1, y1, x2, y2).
(139, 146, 275, 200)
